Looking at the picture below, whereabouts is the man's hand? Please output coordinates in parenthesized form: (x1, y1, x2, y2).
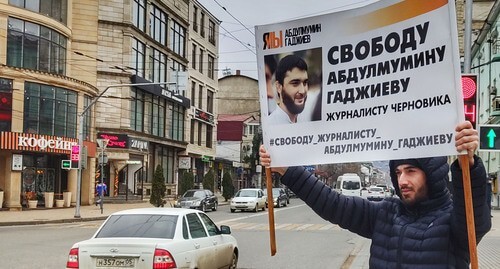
(455, 121, 478, 166)
(259, 145, 288, 175)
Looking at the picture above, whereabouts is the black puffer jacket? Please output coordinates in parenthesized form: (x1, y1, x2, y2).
(280, 156, 490, 269)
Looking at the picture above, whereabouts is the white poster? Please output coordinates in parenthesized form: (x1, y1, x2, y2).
(256, 0, 464, 167)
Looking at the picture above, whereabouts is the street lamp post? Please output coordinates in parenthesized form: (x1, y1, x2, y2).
(74, 81, 176, 218)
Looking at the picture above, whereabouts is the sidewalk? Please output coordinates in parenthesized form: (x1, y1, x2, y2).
(348, 209, 500, 269)
(0, 194, 229, 226)
(0, 201, 156, 226)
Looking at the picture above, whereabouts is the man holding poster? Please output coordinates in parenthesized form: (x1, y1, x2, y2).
(259, 120, 491, 268)
(255, 0, 491, 267)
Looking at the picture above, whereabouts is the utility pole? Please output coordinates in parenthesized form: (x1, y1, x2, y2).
(464, 0, 473, 73)
(74, 81, 177, 218)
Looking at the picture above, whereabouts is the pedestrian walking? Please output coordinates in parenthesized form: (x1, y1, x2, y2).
(259, 121, 491, 268)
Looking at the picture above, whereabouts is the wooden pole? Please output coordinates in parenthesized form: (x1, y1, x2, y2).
(265, 167, 277, 256)
(458, 155, 478, 269)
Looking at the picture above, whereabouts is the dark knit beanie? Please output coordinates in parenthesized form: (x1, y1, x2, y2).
(390, 159, 422, 171)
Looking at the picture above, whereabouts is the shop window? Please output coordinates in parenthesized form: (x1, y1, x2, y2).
(0, 78, 13, 132)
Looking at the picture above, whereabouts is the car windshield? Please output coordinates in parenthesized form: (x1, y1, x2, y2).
(183, 190, 205, 198)
(272, 189, 281, 196)
(236, 190, 257, 197)
(370, 187, 383, 192)
(95, 214, 178, 239)
(343, 181, 360, 190)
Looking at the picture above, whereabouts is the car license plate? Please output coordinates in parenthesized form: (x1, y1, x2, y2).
(96, 257, 135, 267)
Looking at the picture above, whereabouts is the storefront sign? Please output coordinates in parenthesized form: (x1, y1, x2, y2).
(0, 132, 77, 153)
(131, 75, 191, 108)
(130, 138, 149, 151)
(97, 133, 128, 148)
(194, 108, 215, 125)
(201, 155, 213, 162)
(12, 154, 22, 171)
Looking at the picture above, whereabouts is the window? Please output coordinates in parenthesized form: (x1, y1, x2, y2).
(7, 18, 67, 75)
(132, 87, 183, 141)
(170, 21, 186, 57)
(131, 38, 146, 77)
(131, 88, 145, 132)
(206, 125, 212, 148)
(207, 90, 213, 113)
(198, 85, 203, 108)
(199, 213, 218, 236)
(191, 44, 197, 69)
(150, 5, 166, 45)
(245, 124, 260, 136)
(192, 6, 198, 32)
(200, 12, 205, 37)
(95, 214, 177, 239)
(198, 49, 204, 73)
(0, 78, 13, 132)
(154, 145, 175, 183)
(191, 81, 196, 102)
(190, 119, 195, 144)
(198, 122, 202, 146)
(208, 20, 216, 45)
(133, 0, 146, 32)
(149, 47, 166, 84)
(9, 0, 68, 24)
(186, 213, 207, 239)
(207, 55, 215, 79)
(169, 103, 184, 142)
(171, 60, 186, 73)
(150, 96, 166, 137)
(24, 82, 77, 137)
(83, 95, 92, 140)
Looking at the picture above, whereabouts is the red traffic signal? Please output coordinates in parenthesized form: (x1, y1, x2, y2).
(461, 74, 477, 129)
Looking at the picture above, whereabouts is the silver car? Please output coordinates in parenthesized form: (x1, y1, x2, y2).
(66, 208, 238, 269)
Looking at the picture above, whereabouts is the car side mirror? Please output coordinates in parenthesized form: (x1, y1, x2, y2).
(220, 225, 231, 234)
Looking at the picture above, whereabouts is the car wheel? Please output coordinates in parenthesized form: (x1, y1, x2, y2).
(202, 203, 207, 212)
(212, 202, 218, 211)
(229, 250, 238, 269)
(284, 201, 287, 207)
(230, 208, 235, 213)
(254, 204, 259, 212)
(276, 201, 280, 208)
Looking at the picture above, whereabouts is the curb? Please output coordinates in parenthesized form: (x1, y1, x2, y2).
(0, 216, 108, 227)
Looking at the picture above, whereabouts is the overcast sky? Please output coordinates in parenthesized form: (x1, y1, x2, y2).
(196, 0, 377, 79)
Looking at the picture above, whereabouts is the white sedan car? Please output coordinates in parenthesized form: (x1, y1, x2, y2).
(66, 208, 238, 269)
(230, 188, 267, 212)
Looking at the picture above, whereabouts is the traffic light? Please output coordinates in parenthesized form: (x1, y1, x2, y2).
(71, 145, 80, 169)
(479, 125, 500, 151)
(461, 74, 477, 129)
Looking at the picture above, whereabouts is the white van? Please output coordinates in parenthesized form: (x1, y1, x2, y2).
(339, 173, 362, 197)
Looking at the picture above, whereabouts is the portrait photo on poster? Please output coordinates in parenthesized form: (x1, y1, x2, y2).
(265, 48, 322, 125)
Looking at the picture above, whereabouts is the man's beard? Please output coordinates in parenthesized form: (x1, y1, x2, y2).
(282, 91, 307, 115)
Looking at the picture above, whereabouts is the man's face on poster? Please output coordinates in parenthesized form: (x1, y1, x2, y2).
(277, 67, 309, 115)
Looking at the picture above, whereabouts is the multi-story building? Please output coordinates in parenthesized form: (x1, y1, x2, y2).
(0, 0, 221, 210)
(0, 0, 100, 209)
(184, 0, 219, 187)
(94, 0, 191, 199)
(215, 71, 260, 190)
